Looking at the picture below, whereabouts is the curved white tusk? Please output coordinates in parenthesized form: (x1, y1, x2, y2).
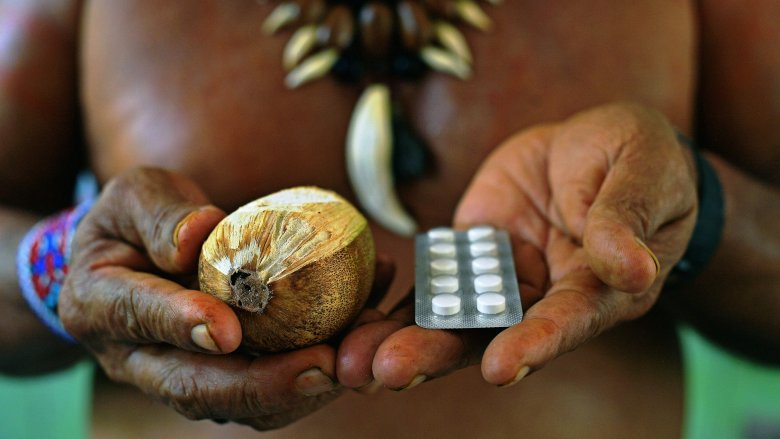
(346, 85, 417, 236)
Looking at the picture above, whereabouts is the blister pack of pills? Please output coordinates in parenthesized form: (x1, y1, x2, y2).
(414, 226, 523, 329)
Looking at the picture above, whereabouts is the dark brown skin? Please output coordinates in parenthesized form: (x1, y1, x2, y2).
(1, 0, 780, 437)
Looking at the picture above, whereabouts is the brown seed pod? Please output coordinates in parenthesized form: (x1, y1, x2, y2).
(198, 187, 375, 353)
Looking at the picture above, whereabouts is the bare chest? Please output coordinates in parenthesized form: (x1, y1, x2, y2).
(82, 0, 694, 224)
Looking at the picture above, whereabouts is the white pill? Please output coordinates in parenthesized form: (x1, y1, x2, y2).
(472, 257, 500, 274)
(474, 274, 503, 293)
(470, 241, 497, 257)
(430, 243, 456, 258)
(427, 227, 455, 242)
(477, 293, 506, 314)
(432, 294, 461, 316)
(468, 226, 495, 242)
(431, 276, 459, 294)
(431, 258, 458, 275)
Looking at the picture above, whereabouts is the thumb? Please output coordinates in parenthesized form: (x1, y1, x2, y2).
(94, 167, 226, 274)
(544, 103, 698, 294)
(582, 137, 696, 294)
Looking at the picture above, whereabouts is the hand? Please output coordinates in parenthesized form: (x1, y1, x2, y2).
(338, 102, 698, 389)
(60, 167, 345, 429)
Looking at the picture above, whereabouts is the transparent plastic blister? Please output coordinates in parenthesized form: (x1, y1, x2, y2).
(414, 226, 523, 329)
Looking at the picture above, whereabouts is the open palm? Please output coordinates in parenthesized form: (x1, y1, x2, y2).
(337, 103, 698, 390)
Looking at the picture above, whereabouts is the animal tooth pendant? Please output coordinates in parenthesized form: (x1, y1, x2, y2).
(346, 84, 417, 236)
(262, 0, 498, 235)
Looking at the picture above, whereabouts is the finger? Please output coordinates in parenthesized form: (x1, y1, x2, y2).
(546, 130, 609, 239)
(365, 298, 491, 390)
(355, 244, 545, 390)
(371, 324, 498, 391)
(349, 308, 386, 329)
(513, 240, 547, 307)
(454, 125, 558, 251)
(90, 167, 226, 274)
(548, 109, 695, 293)
(116, 343, 341, 425)
(63, 263, 241, 354)
(336, 300, 412, 389)
(337, 319, 406, 389)
(582, 136, 696, 293)
(480, 270, 655, 386)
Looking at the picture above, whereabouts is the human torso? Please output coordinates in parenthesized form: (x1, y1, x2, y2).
(81, 1, 691, 436)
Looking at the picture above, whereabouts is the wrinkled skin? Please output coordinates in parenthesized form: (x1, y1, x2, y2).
(61, 103, 696, 429)
(60, 168, 348, 428)
(3, 0, 779, 436)
(338, 103, 697, 389)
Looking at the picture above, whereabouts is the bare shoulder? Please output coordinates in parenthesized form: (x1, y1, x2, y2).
(0, 0, 83, 211)
(696, 0, 780, 183)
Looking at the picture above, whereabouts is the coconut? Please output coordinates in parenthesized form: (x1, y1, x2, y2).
(198, 187, 375, 353)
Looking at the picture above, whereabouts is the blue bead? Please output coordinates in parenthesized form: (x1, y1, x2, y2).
(45, 284, 61, 308)
(53, 253, 65, 268)
(33, 260, 46, 274)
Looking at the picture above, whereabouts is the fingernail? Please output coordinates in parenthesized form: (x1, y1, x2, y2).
(498, 366, 530, 388)
(173, 210, 201, 248)
(634, 236, 660, 275)
(397, 374, 427, 392)
(191, 324, 219, 352)
(295, 368, 337, 396)
(356, 379, 383, 395)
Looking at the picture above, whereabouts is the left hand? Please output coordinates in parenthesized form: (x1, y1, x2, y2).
(337, 102, 698, 389)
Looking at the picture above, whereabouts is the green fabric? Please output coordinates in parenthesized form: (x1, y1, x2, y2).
(679, 325, 780, 439)
(0, 361, 93, 439)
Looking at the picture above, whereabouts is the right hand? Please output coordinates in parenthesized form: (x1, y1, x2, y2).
(59, 167, 343, 430)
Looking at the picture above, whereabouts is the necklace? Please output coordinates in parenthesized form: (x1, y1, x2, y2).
(262, 0, 498, 235)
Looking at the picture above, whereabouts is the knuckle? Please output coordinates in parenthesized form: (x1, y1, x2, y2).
(114, 282, 169, 343)
(101, 168, 140, 198)
(596, 192, 653, 236)
(107, 281, 154, 342)
(119, 284, 144, 338)
(59, 275, 95, 340)
(161, 373, 213, 420)
(149, 202, 183, 251)
(102, 366, 124, 383)
(96, 350, 134, 383)
(101, 167, 166, 209)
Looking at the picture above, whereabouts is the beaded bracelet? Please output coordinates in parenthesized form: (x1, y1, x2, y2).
(666, 134, 725, 288)
(16, 199, 93, 343)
